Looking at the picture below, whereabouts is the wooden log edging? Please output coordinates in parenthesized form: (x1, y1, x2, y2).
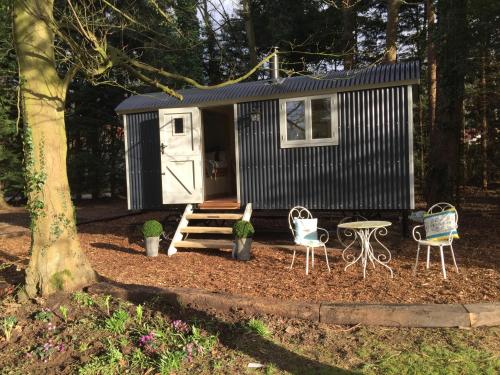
(87, 283, 500, 328)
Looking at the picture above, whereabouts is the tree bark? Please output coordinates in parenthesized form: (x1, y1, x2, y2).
(201, 0, 220, 83)
(0, 183, 9, 210)
(480, 55, 488, 190)
(425, 0, 467, 204)
(13, 0, 96, 297)
(341, 0, 356, 69)
(384, 0, 401, 63)
(241, 0, 258, 68)
(426, 0, 437, 131)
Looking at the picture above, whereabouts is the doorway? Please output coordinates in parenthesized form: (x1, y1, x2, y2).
(201, 105, 237, 206)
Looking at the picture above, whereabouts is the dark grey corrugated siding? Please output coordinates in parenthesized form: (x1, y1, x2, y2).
(237, 86, 412, 210)
(126, 112, 162, 210)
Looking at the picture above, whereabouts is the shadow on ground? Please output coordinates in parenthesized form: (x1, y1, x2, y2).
(95, 278, 357, 375)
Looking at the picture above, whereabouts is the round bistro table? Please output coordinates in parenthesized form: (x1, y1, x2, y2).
(337, 220, 393, 278)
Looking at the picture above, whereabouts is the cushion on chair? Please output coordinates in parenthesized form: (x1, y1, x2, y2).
(293, 218, 318, 245)
(423, 209, 459, 242)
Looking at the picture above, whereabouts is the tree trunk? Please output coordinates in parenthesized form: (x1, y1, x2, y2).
(201, 0, 220, 83)
(426, 0, 437, 131)
(341, 0, 356, 69)
(242, 0, 258, 68)
(425, 0, 467, 204)
(0, 183, 9, 210)
(13, 0, 96, 297)
(480, 55, 488, 190)
(384, 0, 401, 63)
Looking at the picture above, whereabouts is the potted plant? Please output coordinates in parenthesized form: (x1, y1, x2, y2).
(142, 220, 163, 257)
(232, 220, 254, 261)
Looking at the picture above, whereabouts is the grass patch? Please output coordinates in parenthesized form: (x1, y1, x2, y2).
(245, 318, 271, 338)
(361, 344, 500, 375)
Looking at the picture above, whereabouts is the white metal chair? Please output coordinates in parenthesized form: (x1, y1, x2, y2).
(412, 202, 459, 279)
(288, 206, 330, 275)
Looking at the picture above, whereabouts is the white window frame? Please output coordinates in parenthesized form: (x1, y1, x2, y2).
(279, 94, 339, 148)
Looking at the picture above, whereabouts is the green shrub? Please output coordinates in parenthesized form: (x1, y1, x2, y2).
(142, 220, 163, 237)
(232, 220, 255, 238)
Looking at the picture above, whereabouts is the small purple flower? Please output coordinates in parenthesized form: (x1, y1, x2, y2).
(138, 332, 155, 347)
(172, 320, 190, 334)
(184, 343, 195, 362)
(58, 343, 65, 352)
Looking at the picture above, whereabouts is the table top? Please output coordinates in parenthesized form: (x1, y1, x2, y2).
(337, 220, 392, 229)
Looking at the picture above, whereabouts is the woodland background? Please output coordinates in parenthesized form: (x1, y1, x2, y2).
(0, 0, 498, 205)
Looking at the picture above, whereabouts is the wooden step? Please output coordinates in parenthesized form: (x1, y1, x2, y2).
(186, 213, 243, 220)
(173, 239, 234, 249)
(180, 226, 232, 234)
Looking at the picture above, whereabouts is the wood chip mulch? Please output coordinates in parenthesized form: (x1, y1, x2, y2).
(0, 190, 499, 304)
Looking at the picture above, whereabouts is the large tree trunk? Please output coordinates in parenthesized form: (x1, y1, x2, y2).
(425, 0, 467, 204)
(480, 55, 488, 190)
(0, 183, 9, 210)
(426, 0, 437, 131)
(341, 0, 356, 69)
(13, 0, 96, 297)
(201, 0, 220, 83)
(384, 0, 401, 63)
(242, 0, 257, 68)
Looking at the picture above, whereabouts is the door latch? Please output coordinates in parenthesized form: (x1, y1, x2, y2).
(160, 143, 167, 154)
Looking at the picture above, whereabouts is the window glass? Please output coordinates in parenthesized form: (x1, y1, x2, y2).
(286, 101, 306, 140)
(174, 117, 184, 134)
(311, 98, 331, 139)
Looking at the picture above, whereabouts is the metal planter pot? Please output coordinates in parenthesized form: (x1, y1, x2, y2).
(145, 236, 160, 257)
(235, 238, 252, 261)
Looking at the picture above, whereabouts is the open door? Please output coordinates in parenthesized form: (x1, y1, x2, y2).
(159, 108, 203, 204)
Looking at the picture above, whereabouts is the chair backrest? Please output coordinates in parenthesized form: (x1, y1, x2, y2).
(288, 206, 312, 238)
(427, 202, 458, 226)
(424, 202, 459, 242)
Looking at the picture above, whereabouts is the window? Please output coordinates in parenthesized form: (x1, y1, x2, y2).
(174, 117, 184, 134)
(280, 94, 338, 148)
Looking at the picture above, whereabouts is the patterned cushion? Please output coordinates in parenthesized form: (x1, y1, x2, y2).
(293, 218, 318, 245)
(423, 209, 459, 242)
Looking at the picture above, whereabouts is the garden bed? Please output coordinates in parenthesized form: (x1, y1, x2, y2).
(1, 290, 499, 374)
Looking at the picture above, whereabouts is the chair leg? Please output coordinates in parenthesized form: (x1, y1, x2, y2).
(449, 244, 459, 273)
(439, 245, 447, 279)
(413, 244, 420, 276)
(305, 247, 309, 275)
(290, 249, 296, 269)
(311, 247, 315, 269)
(426, 246, 431, 269)
(323, 245, 330, 273)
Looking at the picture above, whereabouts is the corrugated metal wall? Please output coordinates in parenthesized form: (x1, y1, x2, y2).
(237, 86, 413, 210)
(125, 112, 162, 210)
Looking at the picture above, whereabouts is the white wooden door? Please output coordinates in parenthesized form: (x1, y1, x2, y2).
(159, 108, 203, 204)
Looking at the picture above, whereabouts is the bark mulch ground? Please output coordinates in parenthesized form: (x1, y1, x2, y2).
(0, 188, 498, 304)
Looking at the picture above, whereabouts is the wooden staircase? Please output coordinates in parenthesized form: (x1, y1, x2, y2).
(167, 203, 252, 256)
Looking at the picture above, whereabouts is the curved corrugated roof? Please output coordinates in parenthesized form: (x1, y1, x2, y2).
(116, 60, 419, 113)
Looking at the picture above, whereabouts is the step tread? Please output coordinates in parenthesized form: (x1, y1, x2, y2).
(186, 213, 243, 220)
(180, 226, 232, 234)
(173, 239, 234, 249)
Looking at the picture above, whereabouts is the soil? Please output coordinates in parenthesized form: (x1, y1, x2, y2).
(0, 187, 499, 305)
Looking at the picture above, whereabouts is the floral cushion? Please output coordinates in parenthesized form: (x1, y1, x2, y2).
(423, 209, 459, 242)
(293, 218, 318, 245)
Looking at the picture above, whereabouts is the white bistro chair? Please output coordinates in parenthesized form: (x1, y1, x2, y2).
(412, 202, 459, 279)
(288, 206, 330, 275)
